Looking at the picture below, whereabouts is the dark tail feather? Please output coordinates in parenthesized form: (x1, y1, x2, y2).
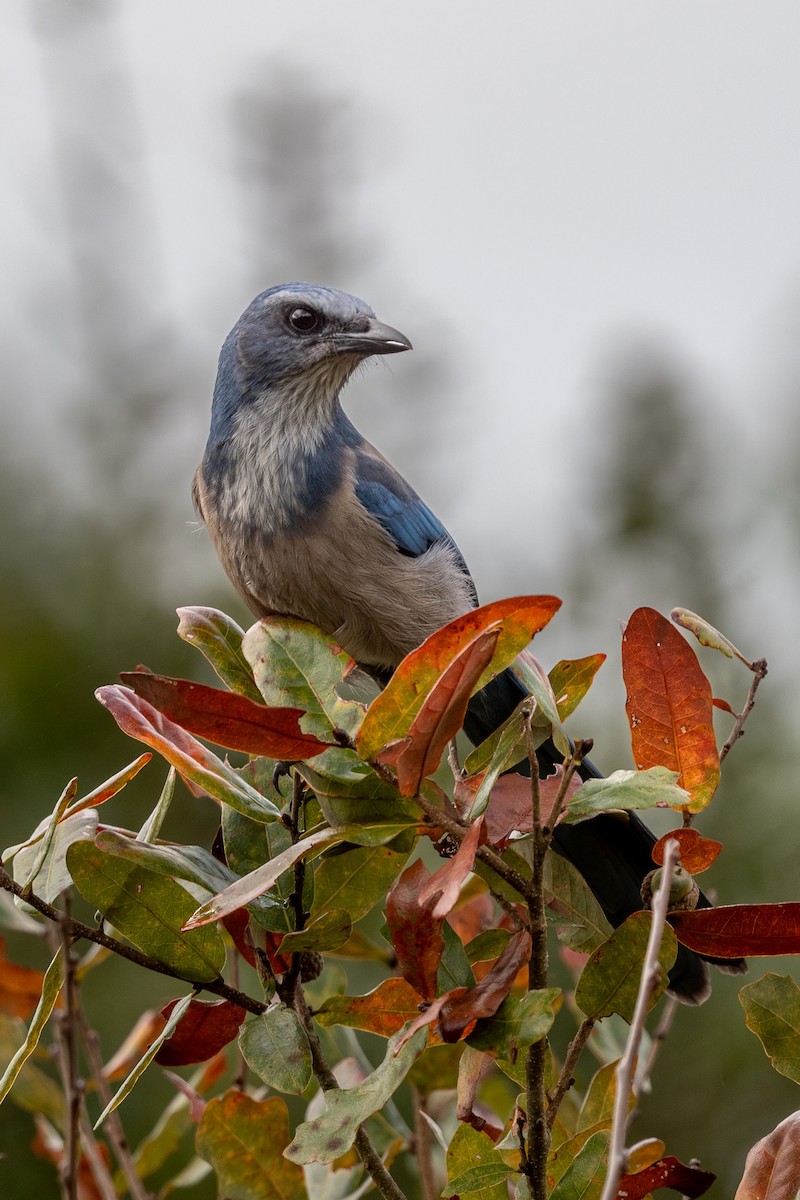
(465, 667, 746, 1006)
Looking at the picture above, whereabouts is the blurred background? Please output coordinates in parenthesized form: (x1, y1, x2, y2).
(3, 0, 800, 1193)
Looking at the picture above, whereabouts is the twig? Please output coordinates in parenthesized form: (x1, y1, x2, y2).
(719, 657, 768, 766)
(76, 1003, 152, 1200)
(545, 1016, 596, 1133)
(599, 839, 680, 1200)
(411, 1088, 438, 1200)
(542, 739, 592, 840)
(634, 994, 678, 1102)
(54, 894, 81, 1200)
(522, 709, 549, 1200)
(0, 865, 268, 1017)
(77, 1110, 118, 1200)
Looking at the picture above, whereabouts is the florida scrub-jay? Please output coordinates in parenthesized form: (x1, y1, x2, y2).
(194, 283, 742, 1004)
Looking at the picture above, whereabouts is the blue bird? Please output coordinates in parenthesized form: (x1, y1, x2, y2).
(194, 283, 744, 1004)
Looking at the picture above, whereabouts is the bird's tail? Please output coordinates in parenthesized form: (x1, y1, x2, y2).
(465, 667, 746, 1005)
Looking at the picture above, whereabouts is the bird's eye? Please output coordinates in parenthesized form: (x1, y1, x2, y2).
(287, 307, 322, 333)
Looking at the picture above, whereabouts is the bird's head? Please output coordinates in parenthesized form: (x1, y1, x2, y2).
(223, 283, 412, 398)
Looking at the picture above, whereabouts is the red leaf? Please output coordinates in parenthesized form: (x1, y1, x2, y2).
(418, 817, 485, 919)
(437, 929, 532, 1043)
(670, 903, 800, 958)
(619, 1154, 715, 1198)
(385, 859, 446, 1001)
(480, 769, 581, 849)
(713, 696, 737, 716)
(622, 608, 719, 812)
(652, 829, 722, 874)
(377, 630, 499, 795)
(155, 997, 247, 1066)
(120, 672, 332, 759)
(357, 595, 561, 761)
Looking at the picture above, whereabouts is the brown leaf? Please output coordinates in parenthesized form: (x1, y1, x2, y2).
(120, 671, 332, 759)
(481, 768, 581, 849)
(438, 929, 532, 1043)
(316, 978, 445, 1042)
(155, 997, 247, 1066)
(377, 630, 499, 795)
(622, 607, 719, 812)
(418, 817, 485, 919)
(385, 859, 446, 1000)
(619, 1154, 715, 1198)
(670, 903, 800, 957)
(652, 828, 722, 874)
(735, 1111, 800, 1199)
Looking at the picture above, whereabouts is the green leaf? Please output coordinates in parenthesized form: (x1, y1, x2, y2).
(279, 909, 352, 954)
(549, 1129, 610, 1199)
(0, 952, 63, 1104)
(549, 655, 606, 722)
(544, 854, 613, 954)
(445, 1124, 510, 1200)
(13, 810, 98, 906)
(222, 804, 295, 932)
(177, 606, 265, 701)
(298, 748, 421, 827)
(463, 701, 529, 778)
(96, 685, 280, 821)
(239, 1006, 312, 1095)
(138, 767, 177, 842)
(575, 912, 677, 1023)
(95, 993, 193, 1128)
(467, 988, 560, 1058)
(445, 1162, 515, 1195)
(562, 767, 688, 823)
(284, 1027, 428, 1164)
(242, 617, 364, 739)
(15, 777, 78, 890)
(67, 840, 226, 982)
(576, 1061, 625, 1132)
(437, 918, 475, 992)
(0, 1013, 63, 1126)
(311, 844, 409, 925)
(197, 1091, 306, 1199)
(670, 607, 749, 664)
(740, 972, 800, 1083)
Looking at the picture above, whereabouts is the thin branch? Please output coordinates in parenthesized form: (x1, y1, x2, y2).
(77, 1111, 119, 1200)
(634, 994, 678, 1102)
(54, 895, 81, 1200)
(0, 865, 268, 1016)
(542, 738, 592, 841)
(599, 839, 680, 1200)
(522, 709, 548, 1200)
(545, 1016, 596, 1134)
(411, 1088, 439, 1200)
(719, 657, 768, 766)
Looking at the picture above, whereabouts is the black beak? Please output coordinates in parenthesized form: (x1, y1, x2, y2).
(331, 318, 413, 357)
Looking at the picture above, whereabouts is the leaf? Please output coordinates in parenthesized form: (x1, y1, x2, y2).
(467, 988, 560, 1058)
(444, 1161, 514, 1195)
(437, 918, 476, 992)
(67, 840, 226, 982)
(739, 973, 800, 1083)
(549, 1129, 610, 1199)
(544, 853, 613, 955)
(549, 655, 606, 721)
(14, 777, 78, 890)
(561, 767, 688, 823)
(311, 844, 408, 925)
(357, 595, 562, 761)
(377, 630, 500, 795)
(418, 817, 484, 919)
(95, 685, 280, 820)
(735, 1111, 800, 1200)
(670, 607, 749, 665)
(575, 912, 677, 1022)
(622, 607, 720, 813)
(0, 952, 63, 1104)
(462, 701, 529, 779)
(0, 1013, 63, 1125)
(94, 829, 255, 901)
(620, 1154, 715, 1198)
(297, 748, 421, 827)
(239, 1005, 312, 1095)
(120, 671, 333, 759)
(0, 939, 48, 1020)
(479, 770, 579, 845)
(155, 998, 246, 1067)
(315, 978, 442, 1041)
(284, 1027, 428, 1164)
(196, 1090, 306, 1199)
(102, 1010, 168, 1081)
(13, 810, 99, 905)
(279, 910, 352, 954)
(95, 993, 193, 1128)
(437, 929, 532, 1043)
(652, 828, 722, 873)
(242, 616, 363, 739)
(138, 767, 177, 842)
(576, 1061, 625, 1133)
(385, 859, 446, 1001)
(445, 1124, 510, 1200)
(222, 805, 295, 933)
(671, 903, 800, 959)
(177, 606, 264, 701)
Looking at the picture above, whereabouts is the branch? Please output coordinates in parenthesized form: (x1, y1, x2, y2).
(599, 839, 680, 1200)
(545, 1016, 596, 1134)
(719, 657, 768, 766)
(0, 865, 268, 1017)
(523, 710, 548, 1200)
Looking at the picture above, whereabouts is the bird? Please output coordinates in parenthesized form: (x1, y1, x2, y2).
(194, 282, 744, 1004)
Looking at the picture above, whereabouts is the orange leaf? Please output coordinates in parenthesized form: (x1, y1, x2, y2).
(385, 859, 446, 1001)
(670, 903, 800, 958)
(119, 672, 332, 759)
(316, 977, 444, 1042)
(357, 595, 561, 761)
(622, 607, 719, 812)
(0, 938, 48, 1020)
(377, 630, 499, 795)
(652, 829, 722, 873)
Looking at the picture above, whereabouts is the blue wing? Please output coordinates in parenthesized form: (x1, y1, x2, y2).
(353, 447, 477, 600)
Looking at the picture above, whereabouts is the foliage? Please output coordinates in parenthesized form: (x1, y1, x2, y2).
(1, 600, 799, 1198)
